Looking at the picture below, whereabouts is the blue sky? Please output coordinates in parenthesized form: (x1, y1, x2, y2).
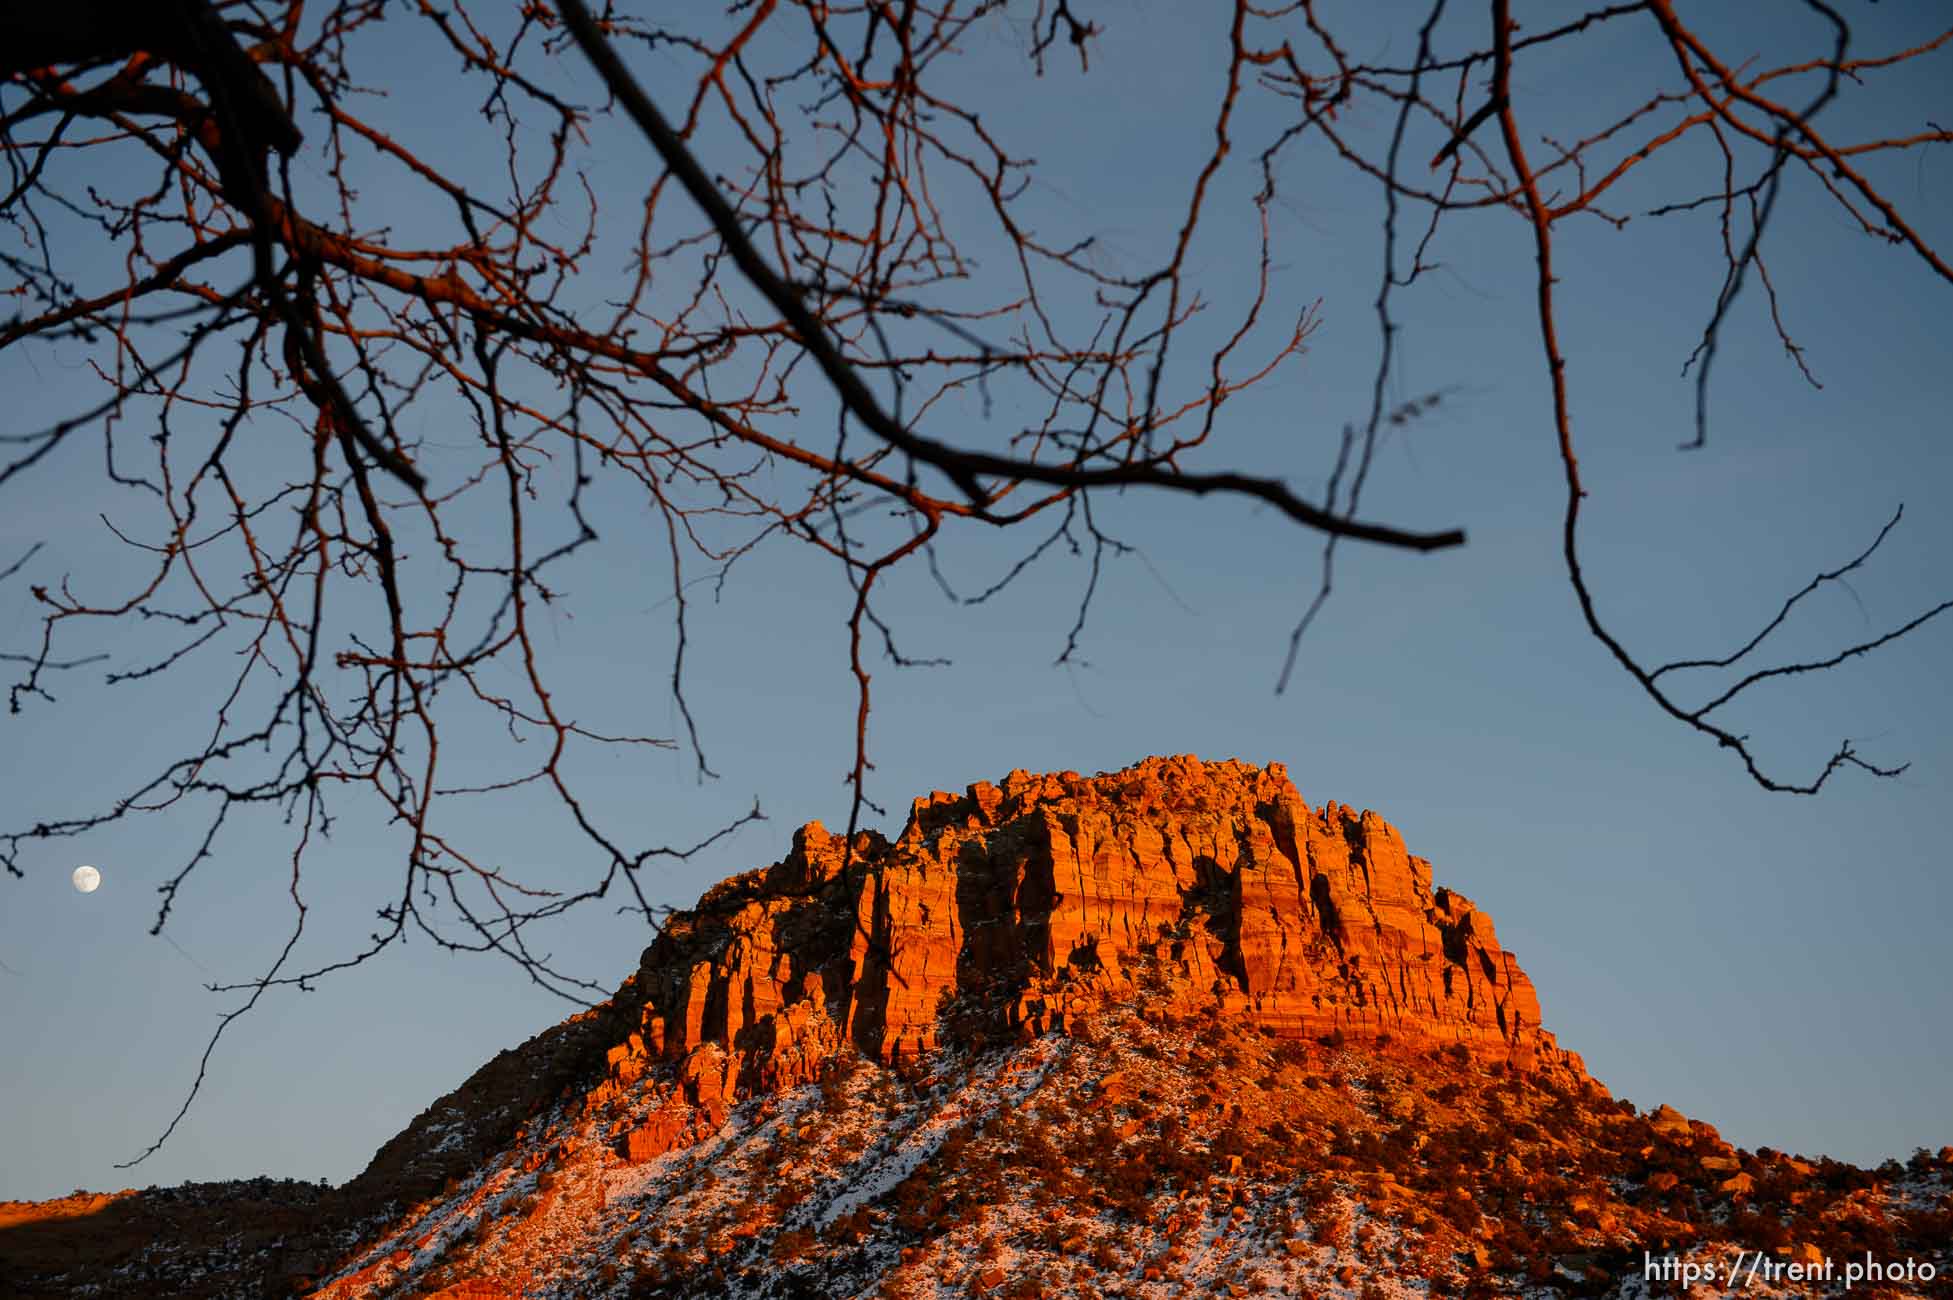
(2, 3, 1949, 1200)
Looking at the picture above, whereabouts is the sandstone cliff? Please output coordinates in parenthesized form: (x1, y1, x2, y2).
(17, 758, 1947, 1300)
(595, 756, 1581, 1151)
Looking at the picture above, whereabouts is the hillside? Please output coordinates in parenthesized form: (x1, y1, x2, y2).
(3, 757, 1946, 1298)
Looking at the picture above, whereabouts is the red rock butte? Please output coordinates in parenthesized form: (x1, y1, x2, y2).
(596, 755, 1584, 1149)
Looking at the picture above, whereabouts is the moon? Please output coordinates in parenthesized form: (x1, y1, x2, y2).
(71, 865, 101, 894)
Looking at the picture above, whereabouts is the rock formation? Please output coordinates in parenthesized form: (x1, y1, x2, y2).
(596, 756, 1583, 1159)
(14, 757, 1947, 1300)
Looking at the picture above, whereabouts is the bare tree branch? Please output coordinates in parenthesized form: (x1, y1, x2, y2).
(2, 0, 1947, 1165)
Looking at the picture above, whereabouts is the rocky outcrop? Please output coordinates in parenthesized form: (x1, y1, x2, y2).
(34, 755, 1941, 1300)
(598, 756, 1582, 1151)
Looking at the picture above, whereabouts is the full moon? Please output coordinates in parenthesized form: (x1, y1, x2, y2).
(71, 865, 101, 894)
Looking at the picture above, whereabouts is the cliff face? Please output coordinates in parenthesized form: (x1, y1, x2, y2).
(601, 756, 1581, 1141)
(21, 757, 1948, 1300)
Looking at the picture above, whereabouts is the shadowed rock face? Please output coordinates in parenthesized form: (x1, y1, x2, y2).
(603, 756, 1583, 1137)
